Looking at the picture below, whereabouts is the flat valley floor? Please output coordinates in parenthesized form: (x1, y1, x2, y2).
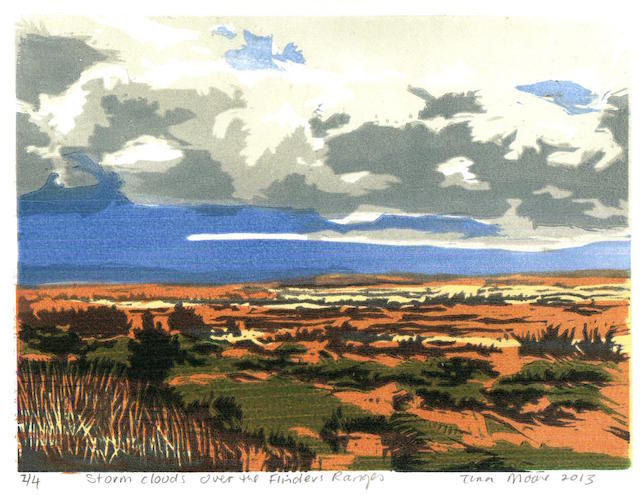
(16, 271, 630, 471)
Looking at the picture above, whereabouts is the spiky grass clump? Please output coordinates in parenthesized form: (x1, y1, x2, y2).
(576, 325, 627, 362)
(515, 325, 576, 358)
(17, 360, 313, 471)
(515, 324, 628, 362)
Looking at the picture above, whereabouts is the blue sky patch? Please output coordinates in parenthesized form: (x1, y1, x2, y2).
(225, 30, 305, 70)
(212, 24, 237, 40)
(515, 80, 598, 115)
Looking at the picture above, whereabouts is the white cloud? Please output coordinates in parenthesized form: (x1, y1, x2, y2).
(340, 171, 370, 183)
(35, 64, 129, 135)
(188, 233, 307, 241)
(262, 103, 307, 131)
(416, 61, 472, 91)
(95, 16, 200, 48)
(34, 17, 625, 180)
(416, 86, 623, 172)
(466, 88, 623, 170)
(302, 200, 630, 251)
(437, 156, 490, 190)
(102, 136, 184, 172)
(329, 206, 422, 225)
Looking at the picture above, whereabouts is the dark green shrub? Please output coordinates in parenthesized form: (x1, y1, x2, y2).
(168, 303, 208, 338)
(128, 310, 184, 382)
(19, 324, 83, 358)
(577, 324, 627, 362)
(515, 325, 576, 358)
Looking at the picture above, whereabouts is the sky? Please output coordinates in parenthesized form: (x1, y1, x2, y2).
(15, 16, 630, 251)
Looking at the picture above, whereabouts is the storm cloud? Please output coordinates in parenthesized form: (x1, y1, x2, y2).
(14, 17, 629, 249)
(409, 88, 485, 119)
(16, 32, 110, 108)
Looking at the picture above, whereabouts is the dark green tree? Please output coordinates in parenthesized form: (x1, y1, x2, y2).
(168, 302, 209, 339)
(128, 310, 183, 382)
(168, 302, 205, 330)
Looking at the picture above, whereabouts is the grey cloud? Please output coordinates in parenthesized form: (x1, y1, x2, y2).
(17, 113, 49, 148)
(238, 127, 398, 208)
(599, 94, 628, 148)
(256, 173, 359, 214)
(407, 86, 434, 101)
(125, 149, 234, 203)
(15, 30, 627, 236)
(16, 112, 55, 193)
(122, 86, 246, 151)
(474, 140, 627, 228)
(309, 112, 350, 138)
(231, 127, 318, 200)
(208, 118, 251, 193)
(573, 199, 627, 220)
(585, 93, 629, 207)
(32, 80, 245, 195)
(16, 33, 110, 107)
(54, 80, 244, 159)
(89, 94, 195, 154)
(409, 88, 485, 119)
(440, 174, 490, 191)
(321, 116, 627, 229)
(516, 194, 626, 229)
(21, 77, 628, 233)
(324, 122, 511, 218)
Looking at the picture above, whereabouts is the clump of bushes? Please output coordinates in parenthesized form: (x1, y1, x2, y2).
(487, 360, 611, 421)
(260, 327, 324, 343)
(128, 310, 185, 382)
(576, 325, 626, 362)
(421, 356, 498, 385)
(500, 360, 611, 384)
(422, 291, 508, 306)
(324, 321, 357, 355)
(515, 325, 575, 357)
(515, 324, 627, 362)
(168, 302, 209, 338)
(186, 395, 244, 432)
(416, 384, 486, 411)
(19, 324, 84, 359)
(320, 407, 391, 452)
(34, 305, 132, 338)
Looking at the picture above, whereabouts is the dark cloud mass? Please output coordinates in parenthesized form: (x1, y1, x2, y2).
(14, 29, 628, 240)
(309, 113, 351, 138)
(89, 95, 195, 154)
(318, 109, 627, 228)
(19, 153, 129, 216)
(410, 88, 485, 119)
(16, 33, 109, 107)
(128, 150, 235, 202)
(16, 113, 55, 194)
(600, 94, 628, 150)
(257, 174, 356, 213)
(46, 80, 245, 199)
